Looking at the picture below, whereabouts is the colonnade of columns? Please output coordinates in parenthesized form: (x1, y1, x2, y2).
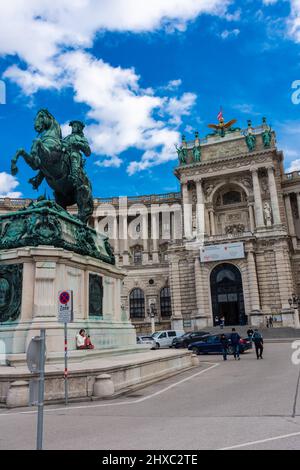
(181, 164, 282, 239)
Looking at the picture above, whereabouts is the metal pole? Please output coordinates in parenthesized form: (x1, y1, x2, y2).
(64, 322, 68, 406)
(37, 328, 46, 451)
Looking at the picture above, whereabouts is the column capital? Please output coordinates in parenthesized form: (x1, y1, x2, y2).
(266, 164, 275, 172)
(195, 178, 203, 185)
(250, 166, 259, 174)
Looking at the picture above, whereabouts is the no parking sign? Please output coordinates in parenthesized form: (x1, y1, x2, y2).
(58, 290, 73, 323)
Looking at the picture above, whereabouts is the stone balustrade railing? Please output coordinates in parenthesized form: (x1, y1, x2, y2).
(205, 231, 254, 243)
(283, 171, 300, 181)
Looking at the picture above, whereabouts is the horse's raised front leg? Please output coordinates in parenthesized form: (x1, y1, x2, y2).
(11, 148, 41, 175)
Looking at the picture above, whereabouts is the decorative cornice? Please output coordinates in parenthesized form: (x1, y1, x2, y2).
(174, 149, 275, 179)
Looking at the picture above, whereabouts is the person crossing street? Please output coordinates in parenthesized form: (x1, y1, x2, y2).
(252, 329, 264, 359)
(230, 328, 241, 360)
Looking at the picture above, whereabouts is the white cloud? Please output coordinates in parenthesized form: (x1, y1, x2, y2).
(162, 79, 182, 91)
(165, 92, 197, 125)
(0, 173, 22, 198)
(287, 158, 300, 172)
(95, 155, 123, 168)
(220, 28, 240, 39)
(0, 1, 232, 69)
(0, 0, 232, 174)
(232, 103, 261, 115)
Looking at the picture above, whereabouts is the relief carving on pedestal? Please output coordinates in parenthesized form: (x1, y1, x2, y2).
(0, 264, 23, 322)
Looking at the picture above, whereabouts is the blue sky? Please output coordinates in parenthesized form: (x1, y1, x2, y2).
(0, 0, 300, 199)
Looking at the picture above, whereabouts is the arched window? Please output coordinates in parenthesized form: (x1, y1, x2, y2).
(160, 287, 172, 317)
(130, 288, 145, 318)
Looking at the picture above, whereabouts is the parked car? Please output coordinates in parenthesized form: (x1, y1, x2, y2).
(152, 330, 185, 348)
(172, 331, 210, 348)
(188, 334, 252, 355)
(136, 335, 156, 349)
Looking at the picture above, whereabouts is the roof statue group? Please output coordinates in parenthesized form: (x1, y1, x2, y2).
(11, 109, 93, 224)
(175, 111, 273, 166)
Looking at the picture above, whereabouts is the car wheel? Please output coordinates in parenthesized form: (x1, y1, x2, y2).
(156, 342, 160, 349)
(192, 347, 199, 355)
(227, 346, 234, 355)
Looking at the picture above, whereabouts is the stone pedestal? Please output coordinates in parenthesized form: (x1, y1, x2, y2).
(0, 200, 136, 358)
(0, 246, 136, 356)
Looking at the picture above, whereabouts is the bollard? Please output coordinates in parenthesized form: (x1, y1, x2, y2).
(93, 374, 115, 398)
(6, 381, 29, 408)
(191, 354, 200, 366)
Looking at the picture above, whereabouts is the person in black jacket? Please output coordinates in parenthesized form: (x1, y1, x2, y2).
(252, 329, 264, 359)
(220, 334, 229, 361)
(230, 328, 241, 360)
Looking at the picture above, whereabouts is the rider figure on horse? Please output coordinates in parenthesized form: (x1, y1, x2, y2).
(63, 120, 91, 184)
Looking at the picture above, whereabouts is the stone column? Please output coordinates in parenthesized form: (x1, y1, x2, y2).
(151, 209, 159, 264)
(170, 258, 183, 330)
(275, 247, 294, 311)
(209, 209, 216, 236)
(182, 183, 192, 239)
(142, 212, 149, 264)
(267, 166, 281, 225)
(251, 168, 265, 229)
(113, 216, 119, 255)
(194, 257, 210, 328)
(284, 194, 296, 237)
(247, 251, 261, 313)
(196, 180, 205, 238)
(248, 203, 255, 233)
(120, 210, 129, 265)
(297, 193, 300, 220)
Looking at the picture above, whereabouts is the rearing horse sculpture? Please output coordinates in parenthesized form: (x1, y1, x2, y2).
(11, 109, 94, 224)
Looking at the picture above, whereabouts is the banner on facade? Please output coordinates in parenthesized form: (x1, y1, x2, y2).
(200, 242, 245, 263)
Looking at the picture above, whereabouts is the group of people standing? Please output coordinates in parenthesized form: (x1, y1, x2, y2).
(220, 328, 264, 361)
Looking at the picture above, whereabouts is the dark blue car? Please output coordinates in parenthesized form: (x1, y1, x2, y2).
(188, 333, 252, 355)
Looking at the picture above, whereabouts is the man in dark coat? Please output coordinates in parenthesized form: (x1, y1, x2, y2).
(230, 328, 241, 360)
(252, 329, 264, 359)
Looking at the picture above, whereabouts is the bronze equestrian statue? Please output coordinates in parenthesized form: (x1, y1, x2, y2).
(11, 109, 94, 224)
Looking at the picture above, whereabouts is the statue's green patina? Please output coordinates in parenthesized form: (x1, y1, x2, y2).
(262, 117, 272, 148)
(245, 120, 257, 152)
(0, 198, 115, 265)
(11, 110, 93, 224)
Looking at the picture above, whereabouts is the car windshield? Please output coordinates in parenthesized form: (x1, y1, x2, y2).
(152, 332, 160, 338)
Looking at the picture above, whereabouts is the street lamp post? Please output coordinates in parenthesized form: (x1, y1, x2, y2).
(288, 294, 300, 329)
(148, 302, 157, 335)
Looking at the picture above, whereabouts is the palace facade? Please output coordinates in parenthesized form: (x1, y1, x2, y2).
(2, 117, 300, 332)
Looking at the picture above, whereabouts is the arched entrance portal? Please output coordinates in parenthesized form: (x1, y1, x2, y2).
(210, 263, 246, 326)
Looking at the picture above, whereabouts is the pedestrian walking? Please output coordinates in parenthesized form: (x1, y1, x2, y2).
(269, 316, 273, 328)
(252, 329, 264, 359)
(215, 315, 219, 326)
(230, 328, 241, 360)
(247, 328, 254, 340)
(220, 333, 229, 361)
(220, 316, 225, 329)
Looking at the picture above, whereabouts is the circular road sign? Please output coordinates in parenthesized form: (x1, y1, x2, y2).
(59, 291, 70, 305)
